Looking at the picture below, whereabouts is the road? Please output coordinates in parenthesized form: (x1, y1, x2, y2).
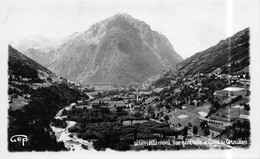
(51, 93, 96, 151)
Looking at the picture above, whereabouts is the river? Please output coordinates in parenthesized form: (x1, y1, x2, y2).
(50, 94, 95, 151)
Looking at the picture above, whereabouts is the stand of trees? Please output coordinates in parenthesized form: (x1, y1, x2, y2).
(8, 83, 85, 151)
(62, 104, 190, 151)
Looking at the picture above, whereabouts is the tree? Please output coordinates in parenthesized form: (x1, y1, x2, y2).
(182, 126, 188, 141)
(199, 120, 207, 129)
(245, 73, 250, 79)
(147, 106, 153, 117)
(203, 127, 210, 136)
(163, 115, 170, 123)
(114, 142, 130, 151)
(244, 104, 250, 111)
(211, 100, 220, 109)
(193, 126, 198, 135)
(188, 122, 192, 128)
(134, 127, 138, 140)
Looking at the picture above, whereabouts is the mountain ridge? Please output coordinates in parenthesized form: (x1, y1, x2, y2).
(166, 27, 249, 76)
(8, 45, 53, 75)
(149, 27, 250, 88)
(49, 13, 183, 86)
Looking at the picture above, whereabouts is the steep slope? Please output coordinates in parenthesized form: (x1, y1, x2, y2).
(165, 28, 250, 77)
(49, 13, 183, 86)
(8, 45, 53, 76)
(8, 45, 87, 151)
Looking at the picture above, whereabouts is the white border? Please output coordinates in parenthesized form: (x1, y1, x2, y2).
(0, 0, 260, 158)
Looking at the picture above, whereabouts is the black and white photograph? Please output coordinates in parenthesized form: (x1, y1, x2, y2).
(0, 0, 260, 158)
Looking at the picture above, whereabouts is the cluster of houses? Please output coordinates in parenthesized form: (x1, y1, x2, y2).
(53, 68, 250, 143)
(137, 71, 250, 139)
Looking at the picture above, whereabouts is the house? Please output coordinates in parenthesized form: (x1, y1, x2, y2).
(212, 68, 222, 74)
(22, 78, 29, 82)
(209, 125, 225, 137)
(238, 79, 250, 87)
(198, 116, 232, 127)
(133, 105, 141, 111)
(197, 111, 208, 118)
(214, 87, 248, 98)
(238, 114, 249, 120)
(77, 100, 84, 104)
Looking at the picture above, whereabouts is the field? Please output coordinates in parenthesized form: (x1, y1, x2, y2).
(9, 95, 28, 110)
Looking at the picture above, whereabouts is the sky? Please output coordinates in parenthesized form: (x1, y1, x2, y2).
(1, 0, 258, 59)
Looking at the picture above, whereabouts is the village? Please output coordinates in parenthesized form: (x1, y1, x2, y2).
(49, 68, 250, 150)
(8, 57, 251, 151)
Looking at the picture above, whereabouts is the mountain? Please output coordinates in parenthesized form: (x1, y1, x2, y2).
(8, 45, 53, 78)
(13, 35, 61, 52)
(49, 13, 183, 86)
(22, 48, 56, 67)
(12, 35, 62, 67)
(148, 28, 250, 88)
(165, 28, 250, 77)
(8, 45, 88, 151)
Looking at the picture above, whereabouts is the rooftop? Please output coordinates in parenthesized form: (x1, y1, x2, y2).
(222, 87, 246, 92)
(239, 114, 249, 119)
(198, 111, 208, 117)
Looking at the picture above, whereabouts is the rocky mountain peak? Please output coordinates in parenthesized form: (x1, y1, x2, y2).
(114, 12, 134, 20)
(84, 13, 150, 38)
(42, 14, 183, 86)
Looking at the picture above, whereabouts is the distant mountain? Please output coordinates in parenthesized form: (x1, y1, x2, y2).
(22, 48, 56, 67)
(49, 13, 183, 86)
(13, 35, 61, 52)
(12, 35, 62, 67)
(165, 28, 250, 77)
(8, 45, 53, 77)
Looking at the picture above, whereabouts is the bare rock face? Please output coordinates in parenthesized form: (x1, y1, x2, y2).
(49, 13, 183, 86)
